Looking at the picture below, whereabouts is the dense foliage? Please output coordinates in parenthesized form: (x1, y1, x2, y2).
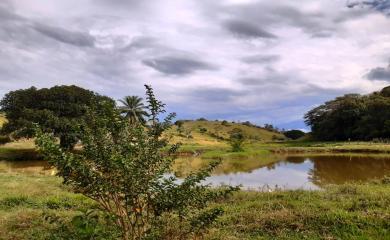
(35, 85, 236, 240)
(0, 85, 114, 149)
(283, 130, 305, 140)
(305, 86, 390, 141)
(228, 128, 245, 152)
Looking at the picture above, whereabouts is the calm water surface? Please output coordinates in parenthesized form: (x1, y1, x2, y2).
(1, 155, 390, 190)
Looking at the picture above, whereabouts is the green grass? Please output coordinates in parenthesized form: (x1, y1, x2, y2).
(0, 174, 95, 239)
(0, 173, 389, 239)
(209, 181, 390, 239)
(264, 141, 390, 154)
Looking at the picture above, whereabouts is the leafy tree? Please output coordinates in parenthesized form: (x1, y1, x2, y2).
(35, 85, 236, 240)
(228, 128, 245, 152)
(118, 96, 148, 124)
(284, 130, 305, 140)
(0, 85, 114, 149)
(305, 86, 390, 141)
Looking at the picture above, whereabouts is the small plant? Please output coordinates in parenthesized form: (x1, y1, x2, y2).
(228, 128, 245, 152)
(175, 120, 185, 136)
(199, 127, 207, 133)
(45, 209, 120, 239)
(35, 85, 237, 240)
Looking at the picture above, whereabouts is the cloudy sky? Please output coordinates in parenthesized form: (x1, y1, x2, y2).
(1, 0, 389, 130)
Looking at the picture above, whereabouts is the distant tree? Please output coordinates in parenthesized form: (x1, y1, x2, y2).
(228, 128, 245, 152)
(284, 130, 305, 140)
(118, 96, 148, 124)
(35, 85, 237, 239)
(197, 117, 207, 121)
(0, 85, 114, 149)
(221, 120, 230, 126)
(242, 121, 252, 127)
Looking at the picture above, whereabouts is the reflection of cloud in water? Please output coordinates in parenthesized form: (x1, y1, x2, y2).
(204, 160, 319, 190)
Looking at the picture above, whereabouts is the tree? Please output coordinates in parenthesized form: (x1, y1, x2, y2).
(174, 120, 185, 136)
(305, 86, 390, 141)
(118, 96, 148, 124)
(283, 130, 305, 140)
(0, 85, 114, 149)
(229, 128, 245, 152)
(35, 85, 236, 240)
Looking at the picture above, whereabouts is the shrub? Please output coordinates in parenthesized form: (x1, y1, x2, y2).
(228, 128, 245, 152)
(221, 120, 230, 126)
(283, 129, 305, 140)
(199, 127, 207, 133)
(36, 85, 237, 240)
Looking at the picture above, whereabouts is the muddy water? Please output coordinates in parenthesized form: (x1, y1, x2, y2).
(1, 154, 390, 190)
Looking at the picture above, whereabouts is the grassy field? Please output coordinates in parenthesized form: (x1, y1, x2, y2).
(0, 173, 389, 239)
(1, 119, 390, 239)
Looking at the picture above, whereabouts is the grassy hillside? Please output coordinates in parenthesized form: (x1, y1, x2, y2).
(167, 120, 285, 152)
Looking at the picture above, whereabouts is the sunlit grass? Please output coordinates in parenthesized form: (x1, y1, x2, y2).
(0, 173, 389, 239)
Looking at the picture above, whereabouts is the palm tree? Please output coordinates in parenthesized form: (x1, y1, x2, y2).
(118, 96, 148, 124)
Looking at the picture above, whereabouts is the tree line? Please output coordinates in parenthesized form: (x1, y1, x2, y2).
(305, 86, 390, 141)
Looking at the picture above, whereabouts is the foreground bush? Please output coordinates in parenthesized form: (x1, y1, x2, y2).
(35, 85, 236, 240)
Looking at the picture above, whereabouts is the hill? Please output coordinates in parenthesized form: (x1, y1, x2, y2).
(167, 120, 285, 152)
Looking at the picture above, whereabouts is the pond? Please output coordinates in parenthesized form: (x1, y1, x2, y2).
(1, 154, 390, 190)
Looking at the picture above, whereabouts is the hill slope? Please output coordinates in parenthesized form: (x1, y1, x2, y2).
(167, 120, 285, 151)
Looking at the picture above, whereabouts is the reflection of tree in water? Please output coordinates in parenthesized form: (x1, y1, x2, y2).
(306, 155, 390, 187)
(264, 156, 307, 170)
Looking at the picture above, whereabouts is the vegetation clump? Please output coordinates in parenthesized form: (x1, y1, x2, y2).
(228, 128, 245, 152)
(35, 85, 236, 240)
(283, 129, 305, 140)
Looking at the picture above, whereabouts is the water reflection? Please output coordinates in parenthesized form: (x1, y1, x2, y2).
(203, 155, 390, 190)
(1, 155, 390, 190)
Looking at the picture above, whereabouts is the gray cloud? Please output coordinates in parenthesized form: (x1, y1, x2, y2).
(142, 56, 216, 75)
(366, 64, 390, 81)
(224, 20, 277, 39)
(0, 4, 95, 48)
(122, 36, 158, 51)
(189, 87, 247, 102)
(348, 0, 390, 15)
(241, 54, 280, 64)
(207, 2, 367, 38)
(32, 23, 95, 47)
